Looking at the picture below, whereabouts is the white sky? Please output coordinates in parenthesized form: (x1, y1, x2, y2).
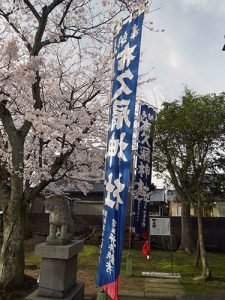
(139, 0, 225, 111)
(136, 0, 225, 187)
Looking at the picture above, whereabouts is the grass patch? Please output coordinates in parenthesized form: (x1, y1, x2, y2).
(25, 251, 41, 267)
(130, 249, 225, 296)
(24, 245, 225, 297)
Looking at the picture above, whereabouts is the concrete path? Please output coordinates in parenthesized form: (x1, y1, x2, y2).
(144, 278, 185, 299)
(85, 292, 225, 300)
(85, 278, 225, 300)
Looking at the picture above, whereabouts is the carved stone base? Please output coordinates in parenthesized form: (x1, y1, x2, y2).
(26, 283, 84, 300)
(26, 240, 84, 299)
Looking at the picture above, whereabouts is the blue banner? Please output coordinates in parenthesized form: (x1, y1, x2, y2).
(133, 104, 156, 234)
(96, 11, 144, 300)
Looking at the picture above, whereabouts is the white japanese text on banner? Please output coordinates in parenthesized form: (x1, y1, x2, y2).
(96, 10, 145, 300)
(133, 104, 156, 234)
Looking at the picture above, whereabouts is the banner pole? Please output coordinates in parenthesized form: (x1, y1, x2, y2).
(96, 20, 118, 300)
(128, 151, 135, 252)
(125, 99, 140, 277)
(129, 98, 141, 251)
(170, 235, 174, 275)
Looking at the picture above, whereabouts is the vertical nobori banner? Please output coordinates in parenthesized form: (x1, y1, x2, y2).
(133, 104, 156, 234)
(96, 10, 145, 300)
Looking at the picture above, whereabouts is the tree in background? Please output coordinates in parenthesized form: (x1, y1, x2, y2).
(151, 89, 225, 280)
(0, 0, 149, 289)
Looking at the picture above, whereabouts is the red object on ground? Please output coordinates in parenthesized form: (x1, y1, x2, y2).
(142, 240, 150, 256)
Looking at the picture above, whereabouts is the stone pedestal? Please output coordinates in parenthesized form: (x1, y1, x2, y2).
(26, 240, 84, 300)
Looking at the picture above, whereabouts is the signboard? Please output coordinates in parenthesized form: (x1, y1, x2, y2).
(150, 217, 171, 236)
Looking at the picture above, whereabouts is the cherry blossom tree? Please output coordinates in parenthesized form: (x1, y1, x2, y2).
(0, 0, 148, 289)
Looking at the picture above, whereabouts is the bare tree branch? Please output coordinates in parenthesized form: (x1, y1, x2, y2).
(58, 0, 73, 26)
(47, 0, 65, 15)
(23, 0, 40, 20)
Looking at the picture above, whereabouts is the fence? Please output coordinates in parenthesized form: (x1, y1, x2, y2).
(1, 214, 225, 252)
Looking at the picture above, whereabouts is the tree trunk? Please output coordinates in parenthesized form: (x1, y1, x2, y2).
(0, 201, 25, 289)
(179, 200, 194, 253)
(194, 201, 211, 281)
(0, 140, 26, 289)
(195, 238, 200, 267)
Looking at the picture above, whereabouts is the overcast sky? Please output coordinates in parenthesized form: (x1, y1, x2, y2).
(136, 0, 225, 186)
(139, 0, 225, 110)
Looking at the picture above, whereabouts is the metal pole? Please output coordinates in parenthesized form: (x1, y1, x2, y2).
(170, 235, 174, 275)
(125, 100, 140, 277)
(148, 230, 151, 261)
(97, 289, 107, 300)
(128, 100, 140, 252)
(128, 151, 136, 252)
(125, 165, 134, 276)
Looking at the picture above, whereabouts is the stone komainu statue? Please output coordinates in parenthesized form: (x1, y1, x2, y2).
(44, 194, 75, 244)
